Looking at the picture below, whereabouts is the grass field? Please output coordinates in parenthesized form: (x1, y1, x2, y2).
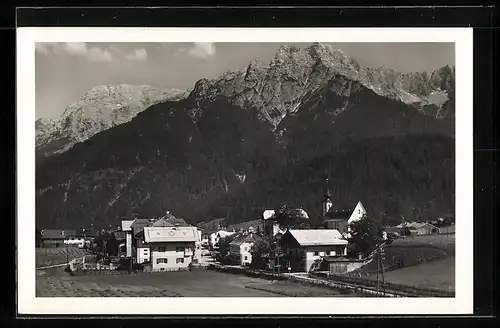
(348, 234, 455, 278)
(36, 267, 356, 297)
(366, 256, 455, 291)
(36, 248, 90, 268)
(390, 234, 455, 254)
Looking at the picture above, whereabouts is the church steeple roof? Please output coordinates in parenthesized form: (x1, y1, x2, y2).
(324, 178, 332, 200)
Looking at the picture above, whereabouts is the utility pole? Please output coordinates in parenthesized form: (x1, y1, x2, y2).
(376, 245, 380, 294)
(380, 246, 386, 296)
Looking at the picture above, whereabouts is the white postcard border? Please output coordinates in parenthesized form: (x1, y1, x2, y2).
(17, 27, 473, 315)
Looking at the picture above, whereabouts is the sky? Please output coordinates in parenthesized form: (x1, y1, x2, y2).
(35, 42, 455, 120)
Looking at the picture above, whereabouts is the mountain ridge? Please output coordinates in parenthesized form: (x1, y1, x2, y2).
(187, 43, 455, 128)
(36, 84, 190, 159)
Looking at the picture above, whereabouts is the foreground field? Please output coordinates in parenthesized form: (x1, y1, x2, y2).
(366, 256, 455, 291)
(36, 248, 90, 268)
(36, 267, 355, 297)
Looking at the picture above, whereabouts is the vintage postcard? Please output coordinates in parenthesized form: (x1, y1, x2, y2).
(17, 27, 473, 315)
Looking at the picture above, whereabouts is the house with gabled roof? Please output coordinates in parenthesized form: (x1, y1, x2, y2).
(280, 229, 348, 272)
(229, 232, 266, 266)
(40, 229, 78, 248)
(142, 226, 198, 272)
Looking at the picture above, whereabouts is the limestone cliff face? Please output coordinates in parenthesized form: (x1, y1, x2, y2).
(188, 43, 455, 128)
(36, 85, 189, 158)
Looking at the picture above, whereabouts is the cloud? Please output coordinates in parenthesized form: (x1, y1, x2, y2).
(35, 42, 113, 62)
(125, 48, 147, 61)
(180, 42, 216, 59)
(35, 42, 58, 55)
(87, 47, 113, 62)
(107, 45, 147, 61)
(63, 42, 88, 55)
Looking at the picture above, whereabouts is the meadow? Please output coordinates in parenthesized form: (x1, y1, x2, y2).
(36, 247, 90, 268)
(347, 233, 455, 278)
(365, 256, 455, 291)
(36, 267, 354, 297)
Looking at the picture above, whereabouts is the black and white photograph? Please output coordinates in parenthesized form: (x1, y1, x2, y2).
(17, 28, 473, 315)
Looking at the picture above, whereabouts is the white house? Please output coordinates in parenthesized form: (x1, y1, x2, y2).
(229, 232, 265, 266)
(121, 220, 134, 257)
(143, 226, 198, 272)
(281, 229, 348, 272)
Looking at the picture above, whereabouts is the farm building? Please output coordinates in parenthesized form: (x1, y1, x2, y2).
(40, 229, 78, 248)
(280, 229, 348, 272)
(141, 226, 198, 272)
(397, 222, 439, 236)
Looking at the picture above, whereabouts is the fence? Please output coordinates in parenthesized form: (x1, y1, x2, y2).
(208, 263, 288, 280)
(208, 263, 398, 297)
(71, 269, 141, 276)
(310, 272, 455, 297)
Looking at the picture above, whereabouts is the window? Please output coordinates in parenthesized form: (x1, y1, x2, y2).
(244, 256, 248, 261)
(158, 247, 166, 252)
(176, 246, 185, 252)
(244, 247, 248, 252)
(156, 258, 167, 264)
(330, 251, 335, 256)
(314, 251, 319, 256)
(176, 258, 184, 264)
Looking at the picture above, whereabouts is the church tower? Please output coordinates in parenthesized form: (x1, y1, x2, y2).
(322, 178, 333, 217)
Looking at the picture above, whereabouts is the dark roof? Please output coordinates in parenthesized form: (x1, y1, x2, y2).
(324, 210, 351, 220)
(151, 218, 175, 227)
(131, 219, 152, 235)
(197, 218, 227, 231)
(229, 232, 264, 246)
(113, 231, 128, 241)
(384, 227, 403, 234)
(227, 220, 263, 232)
(41, 229, 76, 239)
(153, 213, 191, 227)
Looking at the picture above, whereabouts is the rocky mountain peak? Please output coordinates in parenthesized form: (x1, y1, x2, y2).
(187, 43, 454, 127)
(36, 84, 189, 158)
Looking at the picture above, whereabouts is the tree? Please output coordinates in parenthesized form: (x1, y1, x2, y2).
(348, 215, 383, 257)
(272, 205, 310, 230)
(216, 233, 238, 264)
(249, 236, 272, 269)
